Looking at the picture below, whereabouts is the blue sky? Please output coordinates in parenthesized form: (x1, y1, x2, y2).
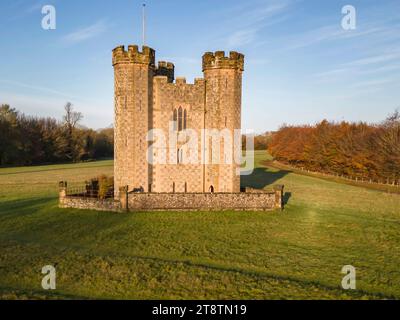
(0, 0, 399, 132)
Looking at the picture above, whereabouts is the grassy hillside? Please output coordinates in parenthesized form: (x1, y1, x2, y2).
(0, 151, 399, 299)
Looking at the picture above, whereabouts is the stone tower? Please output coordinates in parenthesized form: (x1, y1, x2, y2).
(202, 51, 244, 193)
(113, 45, 244, 195)
(112, 45, 155, 197)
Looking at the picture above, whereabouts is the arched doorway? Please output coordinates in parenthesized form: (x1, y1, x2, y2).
(209, 185, 214, 193)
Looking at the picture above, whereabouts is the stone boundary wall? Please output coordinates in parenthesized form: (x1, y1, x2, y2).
(125, 192, 278, 212)
(59, 182, 284, 213)
(59, 196, 121, 212)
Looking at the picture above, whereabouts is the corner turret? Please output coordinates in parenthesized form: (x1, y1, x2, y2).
(202, 51, 244, 71)
(112, 45, 155, 67)
(155, 61, 175, 83)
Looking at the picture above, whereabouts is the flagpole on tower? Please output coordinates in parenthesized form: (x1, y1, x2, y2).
(142, 2, 146, 46)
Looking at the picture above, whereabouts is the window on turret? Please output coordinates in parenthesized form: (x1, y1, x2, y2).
(184, 109, 187, 130)
(178, 107, 183, 131)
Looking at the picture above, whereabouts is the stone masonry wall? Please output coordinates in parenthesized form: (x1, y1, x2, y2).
(59, 183, 284, 212)
(59, 197, 121, 212)
(127, 192, 277, 211)
(152, 76, 206, 193)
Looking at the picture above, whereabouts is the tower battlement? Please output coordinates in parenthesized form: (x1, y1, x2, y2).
(202, 51, 244, 71)
(153, 76, 205, 86)
(157, 61, 174, 70)
(156, 61, 175, 82)
(112, 45, 155, 66)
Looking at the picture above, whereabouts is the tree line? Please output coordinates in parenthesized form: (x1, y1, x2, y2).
(0, 103, 113, 166)
(242, 132, 274, 150)
(2, 101, 399, 182)
(268, 111, 400, 183)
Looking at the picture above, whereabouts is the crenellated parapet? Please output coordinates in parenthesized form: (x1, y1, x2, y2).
(153, 76, 205, 87)
(157, 61, 174, 70)
(156, 61, 175, 82)
(175, 77, 186, 85)
(112, 45, 155, 67)
(202, 51, 244, 71)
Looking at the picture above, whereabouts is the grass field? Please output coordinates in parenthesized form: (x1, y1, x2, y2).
(0, 151, 399, 300)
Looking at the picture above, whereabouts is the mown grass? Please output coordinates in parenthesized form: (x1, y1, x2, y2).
(0, 151, 399, 299)
(263, 159, 400, 194)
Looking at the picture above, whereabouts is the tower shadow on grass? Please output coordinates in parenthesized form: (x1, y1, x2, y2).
(241, 168, 292, 206)
(0, 197, 54, 220)
(241, 167, 291, 190)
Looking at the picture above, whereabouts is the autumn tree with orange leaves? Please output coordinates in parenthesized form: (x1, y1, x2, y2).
(268, 111, 400, 183)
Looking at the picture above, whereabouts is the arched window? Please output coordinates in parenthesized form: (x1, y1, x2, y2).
(209, 185, 215, 193)
(173, 109, 178, 131)
(178, 107, 183, 131)
(173, 107, 188, 132)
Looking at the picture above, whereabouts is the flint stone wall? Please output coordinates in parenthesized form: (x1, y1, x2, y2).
(59, 196, 121, 212)
(126, 192, 276, 211)
(58, 182, 284, 213)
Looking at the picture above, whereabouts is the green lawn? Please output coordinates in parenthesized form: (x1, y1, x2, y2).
(0, 151, 399, 299)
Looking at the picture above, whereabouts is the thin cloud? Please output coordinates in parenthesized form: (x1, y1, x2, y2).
(282, 15, 400, 52)
(247, 58, 269, 66)
(360, 64, 400, 74)
(227, 28, 258, 47)
(5, 0, 58, 22)
(307, 20, 400, 85)
(62, 20, 108, 44)
(0, 91, 111, 130)
(0, 79, 79, 100)
(284, 25, 384, 51)
(344, 51, 400, 67)
(0, 79, 105, 106)
(221, 0, 292, 48)
(313, 68, 350, 81)
(351, 78, 396, 89)
(224, 0, 291, 26)
(159, 57, 200, 65)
